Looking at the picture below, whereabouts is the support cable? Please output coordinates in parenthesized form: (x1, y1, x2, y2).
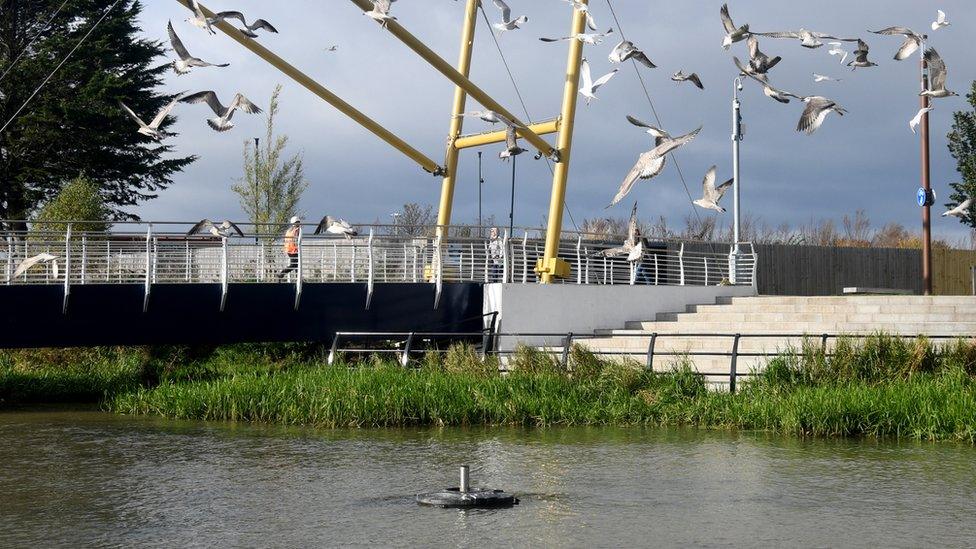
(0, 0, 123, 135)
(0, 0, 72, 84)
(476, 3, 581, 233)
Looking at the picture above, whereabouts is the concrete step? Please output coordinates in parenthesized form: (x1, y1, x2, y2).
(718, 296, 976, 306)
(685, 303, 976, 315)
(654, 312, 970, 324)
(623, 320, 976, 334)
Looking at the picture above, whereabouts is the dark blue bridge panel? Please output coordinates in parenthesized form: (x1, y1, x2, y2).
(0, 283, 484, 348)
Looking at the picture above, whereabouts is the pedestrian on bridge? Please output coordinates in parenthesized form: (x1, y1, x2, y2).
(277, 216, 302, 281)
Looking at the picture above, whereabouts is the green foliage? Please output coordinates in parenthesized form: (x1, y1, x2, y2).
(31, 176, 110, 233)
(0, 0, 195, 226)
(232, 84, 308, 237)
(946, 80, 976, 227)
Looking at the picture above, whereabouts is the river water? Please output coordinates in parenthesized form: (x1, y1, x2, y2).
(1, 410, 974, 548)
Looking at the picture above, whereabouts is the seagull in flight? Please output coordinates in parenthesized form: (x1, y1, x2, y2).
(579, 58, 618, 105)
(314, 216, 358, 239)
(181, 91, 262, 132)
(625, 115, 671, 145)
(557, 0, 599, 31)
(733, 57, 800, 104)
(594, 202, 643, 263)
(609, 126, 702, 208)
(757, 29, 857, 49)
(608, 40, 656, 68)
(943, 198, 973, 219)
(364, 0, 397, 27)
(118, 94, 183, 140)
(541, 28, 613, 45)
(910, 107, 934, 134)
(719, 4, 750, 50)
(492, 0, 528, 33)
(168, 21, 228, 75)
(672, 71, 704, 90)
(499, 126, 527, 161)
(870, 27, 924, 60)
(747, 36, 781, 75)
(225, 16, 279, 39)
(456, 110, 521, 128)
(325, 45, 339, 52)
(694, 166, 734, 213)
(10, 253, 58, 281)
(932, 10, 950, 31)
(813, 73, 841, 83)
(920, 48, 958, 99)
(847, 39, 878, 70)
(185, 0, 245, 35)
(827, 42, 849, 65)
(188, 219, 245, 238)
(796, 96, 847, 135)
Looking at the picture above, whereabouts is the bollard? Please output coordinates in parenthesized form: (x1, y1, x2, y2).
(459, 465, 470, 494)
(729, 334, 741, 394)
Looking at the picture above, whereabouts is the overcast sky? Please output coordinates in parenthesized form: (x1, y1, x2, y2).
(133, 1, 975, 241)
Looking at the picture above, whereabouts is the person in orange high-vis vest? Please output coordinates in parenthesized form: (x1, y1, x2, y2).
(277, 216, 302, 281)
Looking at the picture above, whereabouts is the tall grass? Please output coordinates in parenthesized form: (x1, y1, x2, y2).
(8, 337, 976, 442)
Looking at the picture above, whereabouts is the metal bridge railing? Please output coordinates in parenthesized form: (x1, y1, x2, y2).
(1, 222, 757, 293)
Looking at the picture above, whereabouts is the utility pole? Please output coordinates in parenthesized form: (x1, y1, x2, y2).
(920, 41, 933, 295)
(508, 155, 516, 235)
(477, 151, 484, 237)
(253, 137, 260, 242)
(731, 77, 743, 282)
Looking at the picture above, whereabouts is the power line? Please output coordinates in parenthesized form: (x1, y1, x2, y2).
(0, 0, 72, 84)
(0, 0, 123, 135)
(604, 0, 718, 241)
(476, 3, 581, 232)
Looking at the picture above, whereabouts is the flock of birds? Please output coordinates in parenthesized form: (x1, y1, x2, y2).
(13, 2, 971, 280)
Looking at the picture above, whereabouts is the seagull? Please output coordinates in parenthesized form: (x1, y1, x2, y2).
(325, 45, 339, 52)
(943, 198, 973, 219)
(870, 27, 924, 60)
(456, 110, 521, 128)
(10, 253, 58, 281)
(813, 73, 841, 83)
(364, 0, 397, 27)
(185, 0, 246, 35)
(693, 166, 734, 213)
(594, 202, 643, 263)
(187, 219, 245, 238)
(498, 126, 526, 161)
(847, 39, 878, 70)
(540, 28, 613, 45)
(168, 21, 228, 75)
(608, 40, 656, 68)
(579, 58, 618, 105)
(827, 42, 849, 65)
(932, 10, 950, 31)
(625, 115, 671, 145)
(557, 0, 599, 31)
(492, 0, 528, 33)
(180, 91, 262, 132)
(747, 36, 781, 75)
(733, 57, 799, 104)
(757, 29, 857, 49)
(609, 126, 702, 208)
(672, 71, 704, 90)
(314, 216, 358, 239)
(227, 17, 279, 39)
(118, 94, 183, 140)
(910, 107, 934, 134)
(920, 48, 958, 99)
(720, 3, 750, 50)
(796, 96, 847, 135)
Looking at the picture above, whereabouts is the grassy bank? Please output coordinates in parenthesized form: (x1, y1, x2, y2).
(5, 337, 976, 441)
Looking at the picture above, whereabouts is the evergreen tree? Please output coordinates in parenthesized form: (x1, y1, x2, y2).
(0, 0, 194, 230)
(32, 175, 110, 233)
(946, 81, 976, 228)
(233, 84, 307, 237)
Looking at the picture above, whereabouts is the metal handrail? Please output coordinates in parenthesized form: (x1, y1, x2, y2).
(326, 330, 976, 393)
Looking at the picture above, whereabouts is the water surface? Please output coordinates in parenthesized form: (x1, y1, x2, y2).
(1, 410, 973, 547)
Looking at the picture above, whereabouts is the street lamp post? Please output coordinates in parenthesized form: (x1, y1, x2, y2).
(477, 151, 484, 237)
(730, 77, 744, 282)
(919, 38, 933, 296)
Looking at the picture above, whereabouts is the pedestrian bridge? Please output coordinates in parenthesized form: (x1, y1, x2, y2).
(0, 221, 757, 348)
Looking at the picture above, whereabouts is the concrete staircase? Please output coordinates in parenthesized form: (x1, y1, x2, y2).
(574, 296, 976, 386)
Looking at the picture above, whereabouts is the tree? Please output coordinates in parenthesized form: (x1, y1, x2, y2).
(394, 202, 435, 237)
(0, 0, 195, 229)
(233, 84, 307, 237)
(946, 80, 976, 228)
(32, 175, 110, 233)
